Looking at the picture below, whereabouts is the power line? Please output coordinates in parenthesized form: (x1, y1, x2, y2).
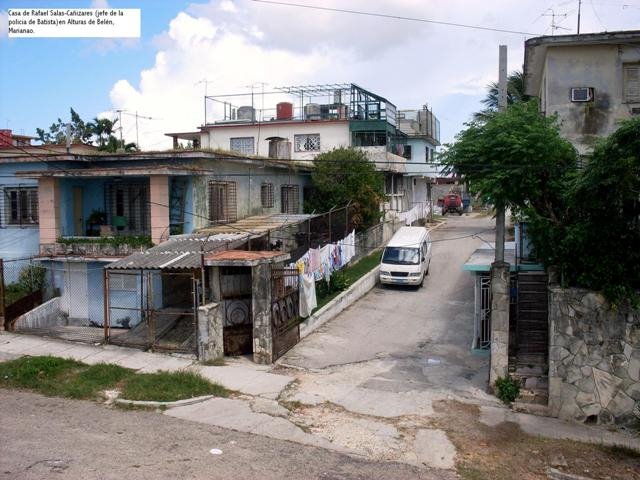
(249, 0, 541, 36)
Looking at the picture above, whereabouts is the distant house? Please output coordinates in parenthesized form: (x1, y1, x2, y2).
(167, 83, 441, 219)
(397, 106, 441, 214)
(524, 30, 640, 157)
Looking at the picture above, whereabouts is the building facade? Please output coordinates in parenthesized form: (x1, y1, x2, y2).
(524, 30, 640, 156)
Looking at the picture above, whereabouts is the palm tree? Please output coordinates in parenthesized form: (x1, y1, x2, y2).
(474, 71, 530, 121)
(88, 117, 117, 149)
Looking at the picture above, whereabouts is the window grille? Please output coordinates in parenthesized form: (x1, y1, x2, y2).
(1, 186, 38, 226)
(230, 137, 255, 155)
(209, 181, 237, 223)
(624, 65, 640, 103)
(294, 134, 320, 152)
(261, 183, 274, 208)
(280, 184, 300, 214)
(104, 182, 150, 236)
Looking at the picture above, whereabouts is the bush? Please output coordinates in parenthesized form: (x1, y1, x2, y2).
(317, 270, 351, 297)
(17, 264, 46, 292)
(495, 376, 520, 404)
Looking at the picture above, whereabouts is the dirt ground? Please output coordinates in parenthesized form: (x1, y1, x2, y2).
(431, 400, 640, 480)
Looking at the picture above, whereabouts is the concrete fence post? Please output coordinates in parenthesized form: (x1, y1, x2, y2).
(489, 261, 511, 388)
(197, 302, 223, 362)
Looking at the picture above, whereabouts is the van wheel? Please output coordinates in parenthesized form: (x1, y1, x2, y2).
(426, 261, 430, 275)
(419, 277, 424, 288)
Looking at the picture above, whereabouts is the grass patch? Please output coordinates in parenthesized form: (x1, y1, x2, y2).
(0, 356, 228, 403)
(0, 356, 132, 399)
(313, 250, 382, 313)
(120, 370, 228, 402)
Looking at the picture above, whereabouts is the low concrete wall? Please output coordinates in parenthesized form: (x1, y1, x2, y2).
(197, 302, 222, 362)
(548, 286, 640, 428)
(13, 297, 65, 330)
(300, 266, 380, 339)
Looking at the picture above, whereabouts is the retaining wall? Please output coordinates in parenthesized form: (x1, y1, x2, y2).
(548, 286, 640, 428)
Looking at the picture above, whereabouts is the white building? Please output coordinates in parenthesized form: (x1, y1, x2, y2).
(168, 84, 441, 219)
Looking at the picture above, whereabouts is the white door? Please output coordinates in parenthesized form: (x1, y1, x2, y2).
(63, 262, 89, 321)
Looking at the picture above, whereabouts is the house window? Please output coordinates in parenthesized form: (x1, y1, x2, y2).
(294, 134, 320, 152)
(624, 65, 640, 103)
(105, 182, 150, 235)
(2, 187, 38, 226)
(261, 183, 274, 208)
(281, 185, 300, 214)
(384, 174, 403, 195)
(209, 181, 237, 223)
(403, 145, 412, 159)
(230, 137, 255, 155)
(108, 273, 138, 291)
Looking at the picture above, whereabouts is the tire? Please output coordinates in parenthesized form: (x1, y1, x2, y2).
(419, 276, 424, 288)
(426, 260, 430, 275)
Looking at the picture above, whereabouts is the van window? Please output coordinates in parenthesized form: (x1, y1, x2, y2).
(382, 247, 420, 265)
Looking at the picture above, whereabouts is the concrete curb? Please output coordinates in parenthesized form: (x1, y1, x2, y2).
(114, 394, 215, 409)
(297, 220, 447, 340)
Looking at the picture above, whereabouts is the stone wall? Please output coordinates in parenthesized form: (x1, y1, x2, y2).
(548, 286, 640, 428)
(197, 302, 222, 362)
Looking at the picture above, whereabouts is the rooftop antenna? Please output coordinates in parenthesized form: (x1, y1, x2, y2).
(577, 0, 582, 34)
(542, 8, 570, 34)
(116, 109, 125, 152)
(195, 78, 215, 125)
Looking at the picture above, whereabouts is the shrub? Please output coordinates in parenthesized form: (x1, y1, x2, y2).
(495, 376, 520, 404)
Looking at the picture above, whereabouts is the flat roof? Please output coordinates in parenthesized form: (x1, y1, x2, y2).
(198, 213, 318, 236)
(205, 250, 290, 266)
(462, 243, 544, 272)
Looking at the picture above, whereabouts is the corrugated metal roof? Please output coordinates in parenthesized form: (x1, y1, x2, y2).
(198, 213, 317, 236)
(106, 233, 248, 270)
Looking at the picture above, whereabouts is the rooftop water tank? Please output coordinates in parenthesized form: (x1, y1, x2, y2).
(304, 103, 321, 120)
(237, 106, 255, 121)
(276, 102, 293, 120)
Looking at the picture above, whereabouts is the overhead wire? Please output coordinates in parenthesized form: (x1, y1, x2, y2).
(249, 0, 541, 36)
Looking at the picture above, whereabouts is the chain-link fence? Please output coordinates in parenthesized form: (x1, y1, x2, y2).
(1, 257, 48, 331)
(2, 258, 107, 343)
(106, 270, 200, 354)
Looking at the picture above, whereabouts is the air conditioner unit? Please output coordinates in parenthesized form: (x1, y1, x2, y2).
(571, 87, 594, 102)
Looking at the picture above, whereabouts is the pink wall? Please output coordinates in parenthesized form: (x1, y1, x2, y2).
(149, 175, 170, 244)
(38, 177, 60, 244)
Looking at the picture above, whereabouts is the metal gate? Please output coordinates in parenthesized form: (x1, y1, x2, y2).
(271, 267, 300, 360)
(105, 270, 200, 355)
(474, 273, 492, 349)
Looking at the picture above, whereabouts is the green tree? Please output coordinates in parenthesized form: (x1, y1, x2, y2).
(440, 100, 577, 219)
(36, 108, 93, 145)
(474, 71, 530, 121)
(304, 147, 384, 230)
(541, 117, 640, 304)
(36, 109, 137, 152)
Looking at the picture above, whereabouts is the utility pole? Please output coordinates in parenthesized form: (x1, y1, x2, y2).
(495, 45, 507, 264)
(577, 0, 582, 34)
(489, 44, 511, 390)
(135, 111, 139, 147)
(116, 109, 124, 152)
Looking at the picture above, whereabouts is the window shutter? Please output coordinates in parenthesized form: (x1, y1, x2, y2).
(625, 66, 640, 102)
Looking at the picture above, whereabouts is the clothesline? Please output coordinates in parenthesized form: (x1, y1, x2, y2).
(292, 230, 357, 318)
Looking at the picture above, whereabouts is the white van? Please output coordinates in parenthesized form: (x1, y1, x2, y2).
(379, 226, 432, 287)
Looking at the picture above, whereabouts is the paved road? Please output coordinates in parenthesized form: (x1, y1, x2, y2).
(0, 390, 442, 480)
(281, 214, 495, 401)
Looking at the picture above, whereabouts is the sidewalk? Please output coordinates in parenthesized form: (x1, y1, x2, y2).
(0, 332, 294, 398)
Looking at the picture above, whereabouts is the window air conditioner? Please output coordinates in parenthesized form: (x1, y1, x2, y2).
(571, 87, 594, 102)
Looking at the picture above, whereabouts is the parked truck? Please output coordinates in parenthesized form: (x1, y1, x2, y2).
(442, 193, 463, 216)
